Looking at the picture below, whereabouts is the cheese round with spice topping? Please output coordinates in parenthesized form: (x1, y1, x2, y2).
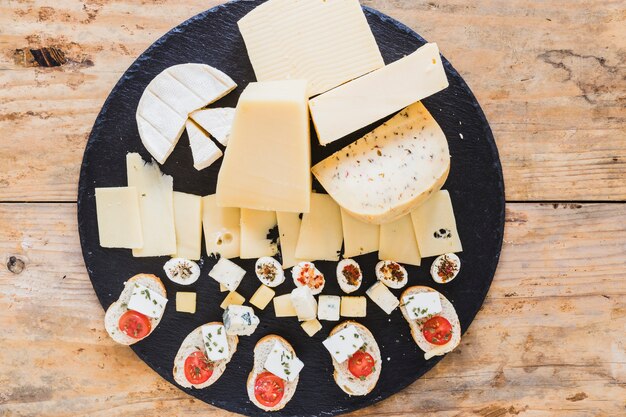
(292, 261, 325, 295)
(255, 257, 285, 288)
(375, 261, 408, 289)
(163, 258, 200, 285)
(336, 259, 362, 294)
(430, 253, 461, 284)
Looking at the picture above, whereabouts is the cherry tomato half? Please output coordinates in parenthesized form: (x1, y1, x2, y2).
(422, 316, 453, 345)
(118, 310, 151, 339)
(254, 372, 285, 408)
(184, 350, 214, 385)
(348, 350, 375, 379)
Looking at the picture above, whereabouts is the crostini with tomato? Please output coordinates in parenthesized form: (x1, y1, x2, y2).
(104, 273, 168, 345)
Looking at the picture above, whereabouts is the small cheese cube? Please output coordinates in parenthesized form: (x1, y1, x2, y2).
(340, 296, 366, 318)
(223, 305, 260, 336)
(322, 325, 364, 363)
(209, 258, 246, 292)
(201, 323, 229, 361)
(403, 292, 442, 320)
(175, 292, 196, 314)
(220, 291, 246, 309)
(291, 286, 318, 321)
(250, 285, 276, 310)
(318, 295, 341, 321)
(301, 319, 323, 337)
(127, 283, 168, 318)
(366, 282, 399, 315)
(273, 294, 297, 317)
(264, 341, 304, 382)
(219, 283, 228, 292)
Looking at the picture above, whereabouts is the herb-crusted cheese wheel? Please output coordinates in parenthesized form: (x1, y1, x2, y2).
(311, 101, 450, 225)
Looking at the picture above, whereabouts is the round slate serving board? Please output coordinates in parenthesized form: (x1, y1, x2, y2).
(77, 1, 505, 416)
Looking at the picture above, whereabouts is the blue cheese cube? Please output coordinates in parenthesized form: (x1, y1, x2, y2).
(322, 325, 364, 363)
(290, 286, 317, 321)
(402, 292, 442, 320)
(127, 283, 168, 318)
(201, 323, 229, 361)
(317, 295, 340, 321)
(223, 305, 260, 336)
(209, 258, 246, 292)
(264, 341, 304, 382)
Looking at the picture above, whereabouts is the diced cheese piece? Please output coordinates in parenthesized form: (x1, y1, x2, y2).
(366, 282, 399, 315)
(173, 192, 202, 260)
(290, 286, 317, 321)
(126, 153, 177, 257)
(273, 294, 297, 317)
(201, 323, 229, 361)
(340, 208, 379, 257)
(202, 195, 240, 259)
(190, 107, 235, 146)
(276, 212, 308, 269)
(185, 119, 222, 171)
(175, 291, 196, 314)
(127, 283, 168, 318)
(220, 291, 246, 310)
(309, 43, 448, 145)
(322, 324, 364, 363)
(340, 296, 367, 318)
(209, 258, 246, 292)
(410, 190, 463, 257)
(312, 101, 450, 225)
(379, 214, 422, 266)
(237, 0, 384, 97)
(240, 209, 278, 259)
(295, 193, 343, 261)
(223, 305, 260, 336)
(301, 319, 323, 337)
(318, 295, 341, 321)
(95, 187, 143, 249)
(250, 285, 276, 310)
(403, 292, 442, 320)
(264, 340, 304, 382)
(216, 80, 311, 213)
(219, 283, 228, 292)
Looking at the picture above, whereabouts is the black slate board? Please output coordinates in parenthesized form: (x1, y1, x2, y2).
(77, 1, 505, 416)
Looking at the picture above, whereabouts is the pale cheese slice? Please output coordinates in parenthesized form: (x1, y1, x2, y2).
(379, 214, 421, 266)
(185, 119, 222, 171)
(202, 194, 241, 259)
(95, 187, 143, 249)
(190, 107, 235, 146)
(340, 208, 379, 258)
(410, 190, 463, 257)
(240, 209, 278, 259)
(173, 191, 202, 260)
(295, 193, 343, 261)
(276, 212, 308, 269)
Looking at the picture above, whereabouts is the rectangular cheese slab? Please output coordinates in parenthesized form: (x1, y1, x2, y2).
(379, 214, 422, 266)
(276, 212, 308, 269)
(410, 190, 463, 257)
(215, 80, 311, 213)
(173, 192, 202, 260)
(301, 319, 322, 337)
(238, 0, 384, 97)
(264, 340, 304, 382)
(202, 194, 240, 259)
(340, 296, 367, 318)
(240, 209, 278, 259)
(322, 324, 364, 363)
(250, 285, 276, 310)
(309, 43, 448, 145)
(366, 282, 399, 315)
(209, 258, 246, 292)
(95, 187, 143, 249)
(127, 283, 168, 318)
(175, 292, 196, 314)
(201, 324, 229, 361)
(295, 193, 343, 261)
(291, 286, 317, 321)
(126, 153, 177, 257)
(341, 208, 379, 258)
(273, 294, 297, 317)
(403, 292, 442, 320)
(318, 295, 341, 321)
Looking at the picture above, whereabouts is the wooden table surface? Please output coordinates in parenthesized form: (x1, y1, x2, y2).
(1, 1, 624, 416)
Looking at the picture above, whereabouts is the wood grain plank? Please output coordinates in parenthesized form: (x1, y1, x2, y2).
(1, 202, 624, 416)
(0, 0, 624, 202)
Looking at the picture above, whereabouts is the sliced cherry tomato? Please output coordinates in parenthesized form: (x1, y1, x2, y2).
(118, 310, 151, 339)
(254, 372, 285, 408)
(184, 350, 214, 385)
(348, 350, 375, 379)
(422, 316, 453, 345)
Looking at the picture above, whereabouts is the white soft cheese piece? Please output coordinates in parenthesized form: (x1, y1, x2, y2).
(173, 192, 203, 260)
(126, 153, 177, 257)
(95, 187, 143, 249)
(379, 214, 422, 266)
(312, 101, 450, 225)
(127, 283, 168, 318)
(290, 286, 317, 321)
(186, 119, 223, 171)
(223, 305, 260, 336)
(240, 209, 278, 259)
(410, 190, 463, 257)
(322, 324, 364, 363)
(295, 193, 343, 261)
(200, 324, 230, 361)
(190, 107, 235, 146)
(202, 195, 240, 259)
(238, 0, 384, 97)
(208, 258, 246, 292)
(403, 292, 442, 320)
(341, 208, 379, 258)
(136, 64, 236, 164)
(309, 43, 448, 145)
(317, 295, 341, 321)
(264, 340, 304, 382)
(366, 282, 399, 315)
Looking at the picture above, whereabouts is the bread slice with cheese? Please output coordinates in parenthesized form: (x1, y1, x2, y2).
(399, 286, 461, 359)
(247, 335, 299, 411)
(329, 321, 381, 396)
(104, 274, 166, 345)
(172, 322, 238, 389)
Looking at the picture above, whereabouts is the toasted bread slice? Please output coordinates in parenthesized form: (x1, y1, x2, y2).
(104, 274, 167, 345)
(247, 335, 299, 412)
(328, 321, 381, 396)
(172, 322, 238, 389)
(399, 286, 461, 359)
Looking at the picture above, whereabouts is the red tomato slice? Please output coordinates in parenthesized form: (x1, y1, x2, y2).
(422, 316, 453, 345)
(184, 351, 214, 385)
(348, 350, 375, 379)
(254, 372, 285, 408)
(118, 310, 151, 339)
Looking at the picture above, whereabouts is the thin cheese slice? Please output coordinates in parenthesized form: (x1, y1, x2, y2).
(202, 194, 240, 259)
(410, 190, 463, 257)
(295, 193, 343, 261)
(312, 101, 450, 225)
(95, 187, 143, 249)
(126, 153, 176, 257)
(216, 80, 311, 212)
(190, 107, 235, 146)
(238, 0, 384, 97)
(240, 209, 278, 259)
(185, 119, 222, 171)
(341, 208, 379, 258)
(309, 43, 448, 145)
(173, 191, 202, 260)
(379, 214, 421, 266)
(276, 212, 308, 269)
